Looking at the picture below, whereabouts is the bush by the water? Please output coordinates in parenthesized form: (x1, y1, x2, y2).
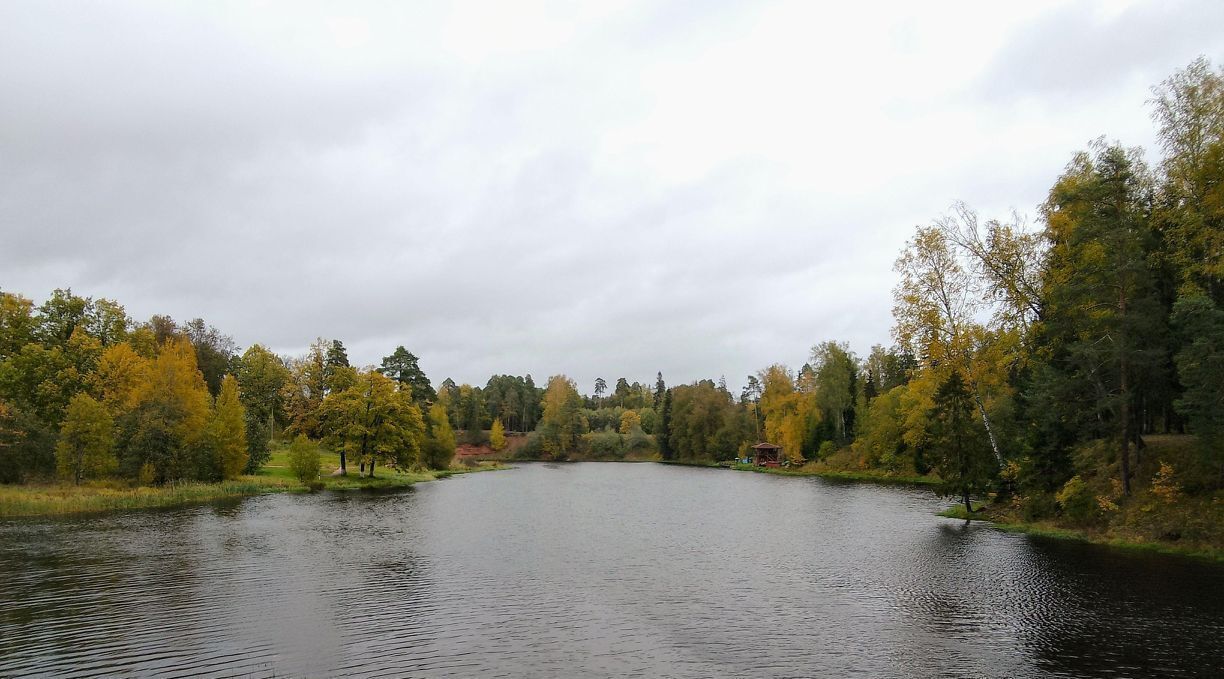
(287, 436, 320, 484)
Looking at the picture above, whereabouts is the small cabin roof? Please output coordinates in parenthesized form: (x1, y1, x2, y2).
(752, 442, 782, 450)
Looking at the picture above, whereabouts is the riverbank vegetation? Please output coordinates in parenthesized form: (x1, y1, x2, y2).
(2, 60, 1222, 551)
(0, 438, 500, 517)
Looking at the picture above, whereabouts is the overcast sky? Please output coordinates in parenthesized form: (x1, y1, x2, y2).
(2, 1, 1222, 394)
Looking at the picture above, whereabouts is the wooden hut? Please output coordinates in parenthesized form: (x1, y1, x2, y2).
(751, 442, 783, 467)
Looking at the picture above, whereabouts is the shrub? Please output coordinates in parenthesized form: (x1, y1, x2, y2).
(516, 432, 545, 459)
(623, 429, 656, 454)
(1019, 492, 1058, 521)
(818, 440, 837, 460)
(137, 461, 156, 486)
(287, 435, 321, 484)
(583, 430, 624, 458)
(1055, 475, 1096, 523)
(1151, 461, 1182, 505)
(421, 437, 455, 470)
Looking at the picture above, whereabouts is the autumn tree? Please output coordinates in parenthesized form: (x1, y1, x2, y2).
(937, 203, 1046, 335)
(490, 418, 506, 452)
(422, 402, 457, 469)
(207, 375, 248, 479)
(758, 364, 819, 463)
(120, 337, 212, 482)
(0, 292, 37, 360)
(619, 409, 642, 435)
(283, 341, 327, 439)
(1151, 57, 1224, 303)
(893, 224, 1010, 466)
(92, 342, 150, 417)
(321, 371, 424, 477)
(55, 393, 116, 484)
(539, 375, 587, 459)
(35, 289, 90, 346)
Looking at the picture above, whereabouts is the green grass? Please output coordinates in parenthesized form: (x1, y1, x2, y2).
(0, 443, 506, 518)
(729, 462, 941, 486)
(939, 506, 1224, 562)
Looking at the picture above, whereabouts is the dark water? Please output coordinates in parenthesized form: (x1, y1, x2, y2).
(2, 464, 1223, 678)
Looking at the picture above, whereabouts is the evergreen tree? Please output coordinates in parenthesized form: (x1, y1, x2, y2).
(1038, 141, 1164, 494)
(658, 389, 672, 460)
(379, 346, 436, 405)
(926, 372, 995, 513)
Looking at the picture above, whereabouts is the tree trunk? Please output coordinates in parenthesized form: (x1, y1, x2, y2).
(1120, 359, 1132, 496)
(971, 389, 1004, 466)
(1119, 286, 1132, 496)
(368, 459, 375, 478)
(339, 437, 347, 475)
(963, 488, 973, 514)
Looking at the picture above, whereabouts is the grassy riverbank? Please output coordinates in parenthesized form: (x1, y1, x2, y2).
(728, 462, 940, 486)
(0, 445, 504, 518)
(936, 437, 1224, 561)
(940, 503, 1224, 561)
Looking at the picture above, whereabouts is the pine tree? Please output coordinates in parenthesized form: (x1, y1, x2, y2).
(658, 389, 673, 460)
(926, 372, 994, 513)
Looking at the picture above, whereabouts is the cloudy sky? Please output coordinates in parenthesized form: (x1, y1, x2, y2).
(2, 1, 1222, 393)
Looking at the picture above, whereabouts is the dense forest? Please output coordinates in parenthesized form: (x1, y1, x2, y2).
(1, 59, 1221, 544)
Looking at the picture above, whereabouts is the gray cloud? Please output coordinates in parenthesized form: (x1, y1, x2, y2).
(1, 1, 1218, 395)
(973, 0, 1224, 103)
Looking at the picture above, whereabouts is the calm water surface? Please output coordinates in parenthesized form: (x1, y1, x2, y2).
(2, 463, 1223, 677)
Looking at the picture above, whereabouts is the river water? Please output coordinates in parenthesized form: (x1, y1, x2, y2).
(1, 463, 1222, 677)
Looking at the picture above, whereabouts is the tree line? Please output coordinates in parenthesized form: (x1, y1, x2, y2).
(0, 294, 459, 484)
(2, 59, 1220, 521)
(502, 59, 1224, 521)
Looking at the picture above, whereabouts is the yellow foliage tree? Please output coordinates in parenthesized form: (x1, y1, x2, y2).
(55, 393, 116, 484)
(208, 375, 248, 479)
(893, 226, 1013, 465)
(490, 418, 506, 451)
(758, 364, 818, 463)
(618, 409, 642, 435)
(540, 375, 587, 458)
(126, 337, 212, 481)
(92, 342, 150, 416)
